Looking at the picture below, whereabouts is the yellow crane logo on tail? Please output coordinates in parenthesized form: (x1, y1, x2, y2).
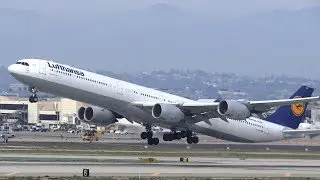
(291, 96, 305, 116)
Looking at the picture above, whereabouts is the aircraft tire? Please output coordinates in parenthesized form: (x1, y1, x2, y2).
(146, 131, 153, 139)
(192, 136, 199, 144)
(180, 131, 186, 138)
(187, 138, 193, 144)
(141, 132, 147, 139)
(163, 134, 168, 141)
(147, 138, 154, 145)
(153, 138, 159, 145)
(176, 133, 182, 140)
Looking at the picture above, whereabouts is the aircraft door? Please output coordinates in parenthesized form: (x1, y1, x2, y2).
(116, 82, 124, 95)
(39, 61, 46, 75)
(262, 122, 270, 135)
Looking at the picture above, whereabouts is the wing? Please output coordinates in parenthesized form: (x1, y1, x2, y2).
(246, 96, 320, 112)
(131, 96, 319, 120)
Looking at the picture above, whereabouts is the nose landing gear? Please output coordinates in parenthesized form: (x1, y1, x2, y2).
(28, 87, 38, 103)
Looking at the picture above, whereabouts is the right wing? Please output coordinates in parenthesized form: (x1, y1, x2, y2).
(132, 96, 319, 119)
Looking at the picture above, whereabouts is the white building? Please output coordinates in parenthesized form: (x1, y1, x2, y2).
(0, 96, 86, 128)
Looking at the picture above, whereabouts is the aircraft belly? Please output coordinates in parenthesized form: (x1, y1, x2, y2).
(193, 118, 282, 143)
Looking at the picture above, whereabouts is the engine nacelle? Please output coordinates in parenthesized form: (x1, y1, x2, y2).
(77, 107, 86, 120)
(77, 106, 117, 126)
(217, 100, 250, 120)
(151, 103, 185, 123)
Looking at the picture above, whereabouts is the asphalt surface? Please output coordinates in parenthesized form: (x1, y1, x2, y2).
(0, 154, 320, 177)
(0, 131, 320, 178)
(2, 131, 320, 152)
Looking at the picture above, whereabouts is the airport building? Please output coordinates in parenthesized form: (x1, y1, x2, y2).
(0, 95, 86, 128)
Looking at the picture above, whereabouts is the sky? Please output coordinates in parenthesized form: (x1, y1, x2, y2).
(1, 0, 320, 79)
(1, 0, 318, 18)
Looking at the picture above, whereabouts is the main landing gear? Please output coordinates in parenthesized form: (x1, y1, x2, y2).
(28, 87, 38, 103)
(140, 125, 159, 145)
(140, 125, 199, 145)
(163, 130, 199, 144)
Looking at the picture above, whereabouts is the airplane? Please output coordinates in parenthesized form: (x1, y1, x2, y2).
(8, 59, 320, 145)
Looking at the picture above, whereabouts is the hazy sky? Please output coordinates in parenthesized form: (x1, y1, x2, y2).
(2, 0, 319, 18)
(1, 0, 320, 79)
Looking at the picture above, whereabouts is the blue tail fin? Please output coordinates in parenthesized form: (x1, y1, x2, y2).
(265, 86, 314, 129)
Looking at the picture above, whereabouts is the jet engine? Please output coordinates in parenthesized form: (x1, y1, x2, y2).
(151, 103, 185, 123)
(77, 106, 117, 126)
(217, 100, 250, 120)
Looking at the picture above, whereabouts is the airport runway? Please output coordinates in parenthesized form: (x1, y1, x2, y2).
(1, 132, 320, 178)
(1, 162, 320, 177)
(1, 153, 320, 177)
(3, 131, 320, 152)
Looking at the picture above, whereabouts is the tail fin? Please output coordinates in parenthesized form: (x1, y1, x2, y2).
(265, 86, 314, 129)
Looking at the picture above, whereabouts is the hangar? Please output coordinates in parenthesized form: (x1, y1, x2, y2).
(0, 95, 86, 128)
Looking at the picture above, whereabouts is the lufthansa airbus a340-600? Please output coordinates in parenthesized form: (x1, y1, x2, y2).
(8, 59, 320, 145)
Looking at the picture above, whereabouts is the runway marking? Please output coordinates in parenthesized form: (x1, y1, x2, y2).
(151, 172, 160, 176)
(5, 172, 19, 176)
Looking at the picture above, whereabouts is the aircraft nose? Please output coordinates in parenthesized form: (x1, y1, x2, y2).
(8, 64, 17, 74)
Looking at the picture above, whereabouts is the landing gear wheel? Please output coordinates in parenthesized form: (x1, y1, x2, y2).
(147, 138, 159, 145)
(141, 124, 158, 145)
(191, 136, 199, 144)
(180, 131, 186, 138)
(28, 87, 38, 103)
(147, 138, 154, 145)
(176, 133, 182, 140)
(141, 132, 147, 139)
(163, 133, 173, 141)
(146, 131, 153, 139)
(153, 138, 159, 145)
(163, 134, 168, 141)
(29, 96, 38, 103)
(186, 136, 199, 144)
(187, 137, 193, 144)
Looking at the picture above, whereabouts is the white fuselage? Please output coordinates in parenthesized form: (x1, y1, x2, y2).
(8, 59, 289, 143)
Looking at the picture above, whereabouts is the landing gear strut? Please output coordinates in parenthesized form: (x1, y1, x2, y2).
(163, 130, 199, 144)
(140, 124, 159, 145)
(28, 87, 38, 103)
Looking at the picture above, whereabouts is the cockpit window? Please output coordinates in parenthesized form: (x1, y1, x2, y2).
(16, 62, 29, 66)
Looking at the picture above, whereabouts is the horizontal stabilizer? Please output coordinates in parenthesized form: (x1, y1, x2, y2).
(283, 129, 320, 136)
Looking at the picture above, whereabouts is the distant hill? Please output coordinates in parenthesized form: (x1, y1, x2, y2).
(96, 69, 320, 100)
